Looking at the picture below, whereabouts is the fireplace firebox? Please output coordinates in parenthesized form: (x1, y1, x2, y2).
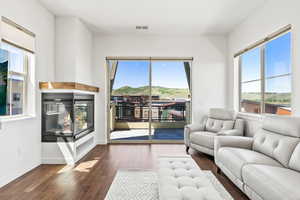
(42, 93, 94, 142)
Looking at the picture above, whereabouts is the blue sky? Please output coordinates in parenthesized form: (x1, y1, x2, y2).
(241, 32, 291, 93)
(112, 61, 189, 89)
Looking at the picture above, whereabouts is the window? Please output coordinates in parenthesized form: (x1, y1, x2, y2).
(239, 32, 291, 115)
(0, 43, 30, 116)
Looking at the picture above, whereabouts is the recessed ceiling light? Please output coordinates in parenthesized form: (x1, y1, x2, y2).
(136, 26, 148, 30)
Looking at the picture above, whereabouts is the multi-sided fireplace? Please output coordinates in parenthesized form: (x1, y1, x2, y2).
(42, 93, 94, 142)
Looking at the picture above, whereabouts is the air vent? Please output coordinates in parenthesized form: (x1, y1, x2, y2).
(136, 26, 148, 30)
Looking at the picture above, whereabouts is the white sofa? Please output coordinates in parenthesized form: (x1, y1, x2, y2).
(215, 115, 300, 200)
(184, 108, 244, 156)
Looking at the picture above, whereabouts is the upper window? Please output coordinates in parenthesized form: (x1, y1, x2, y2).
(0, 43, 30, 116)
(240, 32, 291, 115)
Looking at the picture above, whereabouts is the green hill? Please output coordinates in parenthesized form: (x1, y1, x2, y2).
(112, 86, 189, 99)
(242, 92, 291, 105)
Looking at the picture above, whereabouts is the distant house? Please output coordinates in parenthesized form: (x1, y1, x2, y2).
(241, 100, 291, 115)
(111, 95, 188, 122)
(277, 107, 291, 115)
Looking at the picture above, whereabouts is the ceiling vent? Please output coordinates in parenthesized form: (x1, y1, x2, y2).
(136, 26, 148, 30)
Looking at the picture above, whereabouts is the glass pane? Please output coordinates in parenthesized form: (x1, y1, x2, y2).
(9, 75, 24, 115)
(265, 75, 291, 115)
(241, 81, 261, 114)
(9, 52, 25, 73)
(241, 47, 261, 82)
(150, 61, 190, 140)
(44, 102, 73, 136)
(110, 61, 150, 140)
(0, 49, 9, 115)
(75, 101, 94, 133)
(265, 32, 291, 78)
(1, 42, 25, 74)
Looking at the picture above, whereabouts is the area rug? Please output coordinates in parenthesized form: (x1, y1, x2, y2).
(104, 169, 233, 200)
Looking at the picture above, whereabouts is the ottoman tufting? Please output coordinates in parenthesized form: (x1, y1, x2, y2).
(158, 155, 224, 200)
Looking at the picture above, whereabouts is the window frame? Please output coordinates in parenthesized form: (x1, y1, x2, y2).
(238, 31, 292, 115)
(0, 42, 30, 117)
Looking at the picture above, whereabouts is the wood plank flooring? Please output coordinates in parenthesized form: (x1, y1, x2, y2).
(0, 144, 249, 200)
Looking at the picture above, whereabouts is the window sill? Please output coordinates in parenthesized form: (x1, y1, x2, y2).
(0, 115, 36, 123)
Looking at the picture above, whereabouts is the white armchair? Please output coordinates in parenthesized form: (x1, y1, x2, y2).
(184, 108, 244, 156)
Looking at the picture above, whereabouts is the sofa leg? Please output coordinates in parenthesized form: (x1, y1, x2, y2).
(186, 146, 190, 153)
(217, 166, 221, 174)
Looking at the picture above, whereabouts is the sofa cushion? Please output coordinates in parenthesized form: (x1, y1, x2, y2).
(205, 118, 235, 133)
(217, 147, 282, 180)
(253, 129, 299, 167)
(242, 165, 300, 200)
(190, 131, 216, 149)
(289, 143, 300, 172)
(262, 115, 300, 137)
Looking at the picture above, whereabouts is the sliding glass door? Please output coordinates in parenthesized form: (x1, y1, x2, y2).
(107, 58, 192, 142)
(150, 61, 191, 140)
(109, 60, 151, 140)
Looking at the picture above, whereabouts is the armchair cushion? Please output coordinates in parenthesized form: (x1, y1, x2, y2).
(205, 118, 235, 133)
(190, 131, 216, 149)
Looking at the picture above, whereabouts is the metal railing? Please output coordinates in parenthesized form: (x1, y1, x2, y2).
(114, 104, 186, 122)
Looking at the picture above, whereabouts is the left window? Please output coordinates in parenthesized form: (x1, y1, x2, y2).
(0, 43, 29, 116)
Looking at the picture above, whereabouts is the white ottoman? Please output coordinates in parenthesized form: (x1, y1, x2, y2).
(158, 155, 224, 200)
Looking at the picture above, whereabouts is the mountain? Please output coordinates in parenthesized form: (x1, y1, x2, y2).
(242, 92, 291, 105)
(112, 86, 189, 99)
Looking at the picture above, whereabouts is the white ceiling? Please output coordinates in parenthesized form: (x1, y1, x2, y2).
(39, 0, 267, 36)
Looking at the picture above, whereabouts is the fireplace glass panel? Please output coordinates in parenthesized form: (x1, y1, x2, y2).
(42, 93, 94, 142)
(43, 101, 73, 137)
(74, 101, 94, 134)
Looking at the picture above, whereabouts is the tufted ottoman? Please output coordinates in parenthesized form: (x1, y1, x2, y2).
(158, 155, 224, 200)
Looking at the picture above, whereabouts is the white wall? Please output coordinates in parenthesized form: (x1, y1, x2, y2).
(55, 17, 77, 82)
(0, 0, 55, 187)
(227, 0, 300, 115)
(92, 35, 228, 144)
(55, 17, 93, 85)
(75, 19, 93, 85)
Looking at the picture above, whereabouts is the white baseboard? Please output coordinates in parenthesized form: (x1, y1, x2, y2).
(0, 162, 40, 188)
(42, 157, 75, 165)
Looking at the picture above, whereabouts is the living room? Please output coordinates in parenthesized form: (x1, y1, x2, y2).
(0, 0, 299, 200)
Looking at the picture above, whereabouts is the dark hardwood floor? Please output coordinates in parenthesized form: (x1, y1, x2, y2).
(0, 144, 249, 200)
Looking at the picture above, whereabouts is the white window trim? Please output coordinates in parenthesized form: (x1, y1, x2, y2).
(238, 31, 292, 115)
(0, 42, 35, 120)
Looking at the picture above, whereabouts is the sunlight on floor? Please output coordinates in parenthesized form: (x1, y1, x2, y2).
(57, 159, 99, 174)
(110, 129, 153, 140)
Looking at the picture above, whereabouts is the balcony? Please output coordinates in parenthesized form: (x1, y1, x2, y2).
(110, 102, 190, 140)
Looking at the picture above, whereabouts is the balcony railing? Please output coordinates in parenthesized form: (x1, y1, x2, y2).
(114, 104, 186, 122)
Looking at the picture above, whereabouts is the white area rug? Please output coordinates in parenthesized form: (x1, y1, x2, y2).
(105, 169, 233, 200)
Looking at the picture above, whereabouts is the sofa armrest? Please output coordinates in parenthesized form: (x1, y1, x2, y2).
(184, 115, 208, 147)
(185, 123, 205, 132)
(184, 124, 204, 147)
(217, 129, 243, 136)
(214, 136, 253, 157)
